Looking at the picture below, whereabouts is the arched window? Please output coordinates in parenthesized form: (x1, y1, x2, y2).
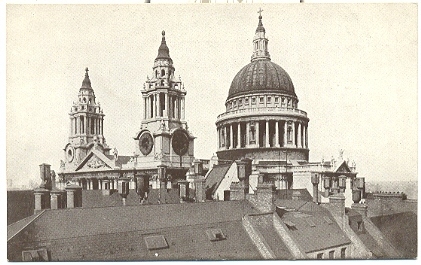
(83, 97, 86, 103)
(161, 69, 165, 77)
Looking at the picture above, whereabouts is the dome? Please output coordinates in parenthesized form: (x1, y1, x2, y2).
(227, 59, 296, 100)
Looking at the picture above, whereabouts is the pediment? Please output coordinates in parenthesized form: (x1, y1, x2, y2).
(75, 151, 114, 171)
(335, 161, 352, 173)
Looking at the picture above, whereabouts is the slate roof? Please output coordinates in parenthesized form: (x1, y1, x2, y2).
(205, 163, 232, 199)
(370, 212, 417, 258)
(275, 200, 351, 253)
(7, 210, 44, 241)
(275, 189, 313, 202)
(246, 213, 293, 259)
(8, 200, 261, 261)
(105, 155, 132, 167)
(346, 208, 386, 258)
(81, 189, 180, 208)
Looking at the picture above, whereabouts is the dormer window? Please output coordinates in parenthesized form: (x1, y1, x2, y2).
(267, 97, 271, 103)
(260, 97, 264, 104)
(245, 98, 249, 105)
(238, 99, 242, 107)
(275, 97, 279, 103)
(252, 97, 256, 104)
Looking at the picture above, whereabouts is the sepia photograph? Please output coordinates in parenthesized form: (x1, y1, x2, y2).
(5, 1, 418, 261)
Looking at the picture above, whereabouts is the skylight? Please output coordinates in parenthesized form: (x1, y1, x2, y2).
(206, 228, 226, 241)
(144, 235, 169, 250)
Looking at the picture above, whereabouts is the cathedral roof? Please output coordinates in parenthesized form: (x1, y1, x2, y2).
(227, 13, 296, 101)
(227, 59, 296, 100)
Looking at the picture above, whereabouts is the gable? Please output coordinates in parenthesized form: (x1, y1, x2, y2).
(204, 163, 232, 199)
(335, 161, 352, 173)
(76, 151, 113, 171)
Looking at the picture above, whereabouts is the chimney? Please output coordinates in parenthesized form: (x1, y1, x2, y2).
(230, 182, 245, 201)
(311, 173, 319, 203)
(65, 184, 82, 208)
(117, 178, 130, 205)
(33, 187, 50, 214)
(329, 193, 346, 229)
(39, 163, 52, 190)
(242, 158, 252, 193)
(323, 176, 330, 197)
(256, 178, 275, 212)
(178, 180, 190, 203)
(136, 174, 149, 203)
(50, 189, 66, 210)
(351, 202, 368, 217)
(194, 177, 206, 202)
(193, 160, 203, 175)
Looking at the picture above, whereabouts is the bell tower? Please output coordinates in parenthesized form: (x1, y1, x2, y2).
(62, 68, 110, 172)
(134, 31, 194, 174)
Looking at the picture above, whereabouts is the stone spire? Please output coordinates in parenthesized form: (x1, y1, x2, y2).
(251, 9, 270, 62)
(81, 67, 92, 89)
(156, 30, 171, 61)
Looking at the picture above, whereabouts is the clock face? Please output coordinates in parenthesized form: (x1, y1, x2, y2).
(139, 132, 154, 156)
(66, 146, 74, 162)
(172, 130, 189, 156)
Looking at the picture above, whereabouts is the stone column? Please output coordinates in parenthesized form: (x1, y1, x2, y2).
(297, 122, 302, 148)
(256, 121, 260, 148)
(265, 120, 269, 147)
(101, 118, 104, 135)
(164, 93, 168, 118)
(305, 125, 308, 148)
(229, 124, 233, 149)
(143, 97, 147, 119)
(292, 121, 296, 147)
(224, 125, 228, 150)
(283, 121, 287, 147)
(174, 96, 178, 120)
(157, 93, 161, 117)
(217, 127, 220, 149)
(275, 121, 280, 147)
(181, 97, 185, 120)
(246, 122, 250, 148)
(84, 116, 88, 136)
(98, 179, 102, 190)
(237, 122, 241, 148)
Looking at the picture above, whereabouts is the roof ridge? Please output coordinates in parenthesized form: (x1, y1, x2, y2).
(7, 210, 46, 241)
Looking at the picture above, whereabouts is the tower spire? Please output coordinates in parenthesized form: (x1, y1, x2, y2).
(81, 67, 92, 89)
(251, 10, 270, 62)
(156, 30, 171, 61)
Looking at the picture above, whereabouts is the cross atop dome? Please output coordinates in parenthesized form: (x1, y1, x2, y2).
(257, 7, 263, 17)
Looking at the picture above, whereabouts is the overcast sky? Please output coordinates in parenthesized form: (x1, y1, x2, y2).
(5, 3, 417, 187)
